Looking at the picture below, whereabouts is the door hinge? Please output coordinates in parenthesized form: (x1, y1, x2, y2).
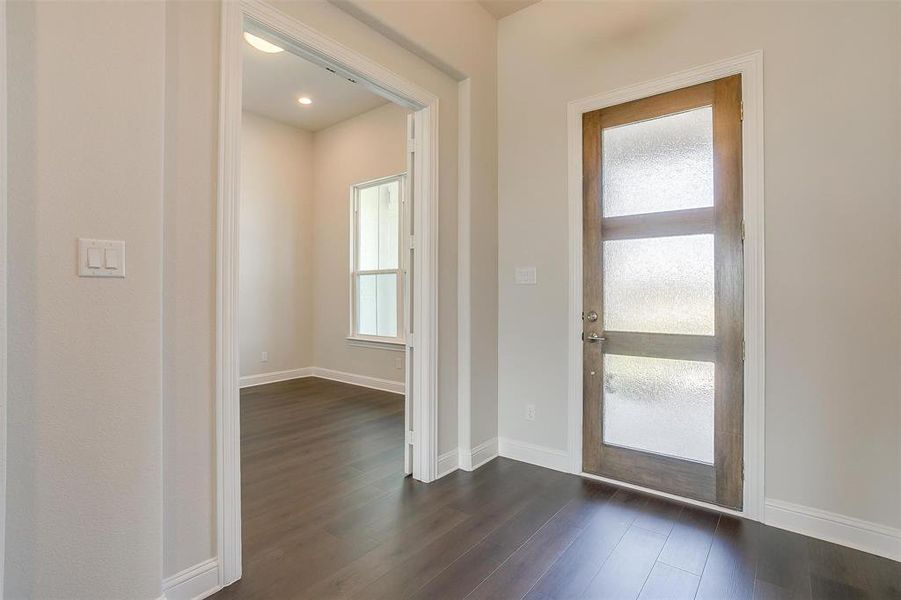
(407, 139, 417, 153)
(742, 339, 746, 361)
(406, 430, 414, 445)
(740, 101, 744, 121)
(407, 333, 415, 348)
(408, 235, 416, 250)
(741, 220, 746, 241)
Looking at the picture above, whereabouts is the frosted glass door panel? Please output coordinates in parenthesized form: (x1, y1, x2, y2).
(602, 107, 713, 217)
(603, 354, 714, 464)
(356, 273, 397, 337)
(604, 234, 714, 335)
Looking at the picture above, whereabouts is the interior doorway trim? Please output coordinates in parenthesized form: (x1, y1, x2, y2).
(566, 51, 765, 520)
(216, 0, 440, 587)
(0, 1, 8, 593)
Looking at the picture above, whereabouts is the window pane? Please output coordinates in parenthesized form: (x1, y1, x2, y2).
(358, 186, 380, 271)
(378, 182, 399, 269)
(602, 106, 713, 218)
(358, 181, 400, 271)
(376, 273, 397, 337)
(603, 354, 714, 464)
(603, 234, 714, 335)
(356, 273, 397, 337)
(356, 274, 378, 335)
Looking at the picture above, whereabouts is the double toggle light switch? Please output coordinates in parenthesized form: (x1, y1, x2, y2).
(78, 238, 126, 278)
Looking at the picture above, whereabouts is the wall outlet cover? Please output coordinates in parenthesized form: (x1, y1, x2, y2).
(515, 267, 537, 285)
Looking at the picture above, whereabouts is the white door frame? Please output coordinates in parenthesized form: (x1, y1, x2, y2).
(216, 0, 440, 586)
(566, 51, 766, 520)
(0, 1, 8, 593)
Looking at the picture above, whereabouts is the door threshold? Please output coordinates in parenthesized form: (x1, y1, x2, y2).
(579, 471, 751, 520)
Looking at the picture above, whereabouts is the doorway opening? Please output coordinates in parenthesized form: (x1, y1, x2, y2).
(216, 1, 440, 589)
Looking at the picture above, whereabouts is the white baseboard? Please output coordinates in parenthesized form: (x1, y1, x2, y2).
(238, 366, 404, 394)
(311, 367, 404, 394)
(239, 367, 313, 388)
(437, 448, 458, 478)
(459, 437, 498, 471)
(498, 437, 570, 473)
(764, 499, 901, 561)
(497, 438, 901, 561)
(162, 558, 220, 600)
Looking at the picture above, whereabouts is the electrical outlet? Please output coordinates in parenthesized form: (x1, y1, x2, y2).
(395, 357, 403, 369)
(515, 266, 537, 285)
(526, 404, 536, 421)
(260, 351, 269, 363)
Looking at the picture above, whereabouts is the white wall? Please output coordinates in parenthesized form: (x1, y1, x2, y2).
(7, 1, 166, 597)
(240, 111, 315, 378)
(312, 103, 409, 383)
(498, 1, 901, 532)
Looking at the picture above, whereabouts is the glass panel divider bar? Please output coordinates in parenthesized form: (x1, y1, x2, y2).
(603, 332, 716, 362)
(601, 207, 715, 240)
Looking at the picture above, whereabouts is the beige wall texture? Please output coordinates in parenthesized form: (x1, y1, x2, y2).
(497, 1, 901, 530)
(240, 111, 315, 378)
(7, 1, 166, 597)
(312, 103, 409, 382)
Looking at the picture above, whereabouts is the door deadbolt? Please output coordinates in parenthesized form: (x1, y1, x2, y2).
(585, 310, 598, 322)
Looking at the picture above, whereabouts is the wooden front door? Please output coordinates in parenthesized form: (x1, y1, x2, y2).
(582, 76, 744, 508)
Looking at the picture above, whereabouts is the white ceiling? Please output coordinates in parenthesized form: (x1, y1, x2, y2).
(477, 0, 542, 19)
(242, 38, 389, 132)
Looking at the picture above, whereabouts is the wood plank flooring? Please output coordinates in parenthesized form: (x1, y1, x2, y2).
(212, 377, 900, 600)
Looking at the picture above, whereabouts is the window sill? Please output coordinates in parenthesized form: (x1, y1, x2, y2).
(346, 336, 406, 352)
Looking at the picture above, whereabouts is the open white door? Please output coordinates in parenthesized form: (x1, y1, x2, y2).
(403, 113, 415, 475)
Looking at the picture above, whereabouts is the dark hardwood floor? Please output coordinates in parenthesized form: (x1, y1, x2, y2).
(213, 377, 900, 600)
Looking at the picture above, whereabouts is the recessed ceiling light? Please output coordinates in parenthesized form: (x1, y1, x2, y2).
(243, 32, 283, 53)
(298, 97, 313, 105)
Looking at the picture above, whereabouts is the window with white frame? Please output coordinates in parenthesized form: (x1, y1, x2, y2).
(350, 174, 405, 344)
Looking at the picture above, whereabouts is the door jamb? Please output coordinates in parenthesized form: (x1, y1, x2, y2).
(217, 0, 440, 587)
(566, 51, 765, 520)
(0, 1, 8, 592)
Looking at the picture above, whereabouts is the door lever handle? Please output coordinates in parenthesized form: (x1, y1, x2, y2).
(584, 332, 606, 343)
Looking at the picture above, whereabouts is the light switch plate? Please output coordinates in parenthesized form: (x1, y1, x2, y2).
(514, 267, 537, 285)
(78, 238, 126, 278)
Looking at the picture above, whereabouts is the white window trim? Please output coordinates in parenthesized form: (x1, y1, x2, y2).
(349, 173, 406, 347)
(346, 336, 405, 352)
